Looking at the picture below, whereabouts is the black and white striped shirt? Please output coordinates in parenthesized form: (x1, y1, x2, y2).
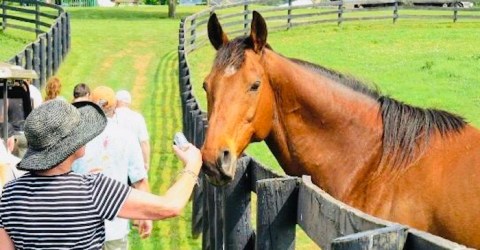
(0, 172, 131, 249)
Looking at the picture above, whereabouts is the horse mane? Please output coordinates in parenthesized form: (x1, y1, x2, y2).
(291, 58, 467, 169)
(214, 37, 467, 169)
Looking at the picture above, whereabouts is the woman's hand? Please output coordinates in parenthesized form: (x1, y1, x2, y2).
(172, 143, 202, 173)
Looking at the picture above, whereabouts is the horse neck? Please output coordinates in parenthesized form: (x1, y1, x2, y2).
(262, 50, 384, 199)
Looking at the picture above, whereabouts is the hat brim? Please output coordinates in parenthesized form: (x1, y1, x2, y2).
(17, 102, 107, 171)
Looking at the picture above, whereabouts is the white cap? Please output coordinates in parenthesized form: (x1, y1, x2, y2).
(116, 90, 131, 104)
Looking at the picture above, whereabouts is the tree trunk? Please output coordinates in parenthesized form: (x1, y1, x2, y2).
(168, 0, 176, 18)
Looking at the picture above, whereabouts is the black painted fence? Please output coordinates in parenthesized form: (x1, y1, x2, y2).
(1, 0, 70, 88)
(178, 1, 477, 249)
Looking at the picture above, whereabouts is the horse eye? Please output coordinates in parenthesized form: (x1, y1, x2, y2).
(203, 82, 207, 91)
(250, 81, 260, 91)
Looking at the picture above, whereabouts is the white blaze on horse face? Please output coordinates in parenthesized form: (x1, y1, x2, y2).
(224, 65, 237, 77)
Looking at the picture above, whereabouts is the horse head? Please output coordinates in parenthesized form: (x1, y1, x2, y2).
(201, 11, 275, 186)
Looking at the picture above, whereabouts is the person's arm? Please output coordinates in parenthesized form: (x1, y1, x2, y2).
(131, 175, 152, 238)
(140, 140, 150, 171)
(132, 177, 149, 192)
(0, 228, 15, 250)
(117, 143, 202, 220)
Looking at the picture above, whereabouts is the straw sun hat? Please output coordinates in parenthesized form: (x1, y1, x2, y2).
(17, 100, 107, 171)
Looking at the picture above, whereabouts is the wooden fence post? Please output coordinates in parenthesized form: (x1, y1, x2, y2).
(25, 48, 33, 70)
(453, 0, 458, 22)
(14, 53, 23, 67)
(393, 0, 398, 24)
(190, 18, 196, 45)
(202, 177, 213, 250)
(1, 0, 6, 31)
(243, 0, 249, 35)
(38, 34, 47, 87)
(202, 180, 225, 250)
(66, 13, 71, 52)
(224, 157, 255, 249)
(256, 177, 300, 250)
(52, 23, 58, 74)
(191, 112, 206, 239)
(187, 107, 201, 142)
(46, 32, 53, 79)
(337, 0, 343, 26)
(287, 0, 292, 30)
(55, 20, 62, 71)
(214, 184, 225, 249)
(62, 14, 68, 57)
(35, 1, 40, 37)
(32, 42, 41, 87)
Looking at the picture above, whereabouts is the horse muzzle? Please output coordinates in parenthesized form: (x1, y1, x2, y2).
(201, 148, 237, 186)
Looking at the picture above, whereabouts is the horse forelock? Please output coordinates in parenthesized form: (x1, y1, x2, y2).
(213, 36, 272, 72)
(214, 37, 249, 71)
(290, 57, 467, 170)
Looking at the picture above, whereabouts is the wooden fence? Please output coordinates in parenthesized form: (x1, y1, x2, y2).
(178, 2, 478, 249)
(56, 0, 97, 7)
(1, 0, 70, 88)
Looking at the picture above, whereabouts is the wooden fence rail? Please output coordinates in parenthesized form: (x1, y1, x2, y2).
(1, 0, 69, 88)
(178, 1, 478, 249)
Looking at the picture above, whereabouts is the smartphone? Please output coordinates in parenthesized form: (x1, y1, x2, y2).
(173, 132, 189, 150)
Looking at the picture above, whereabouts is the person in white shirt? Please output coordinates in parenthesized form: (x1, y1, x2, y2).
(28, 82, 43, 109)
(114, 90, 151, 171)
(0, 122, 24, 194)
(72, 86, 151, 249)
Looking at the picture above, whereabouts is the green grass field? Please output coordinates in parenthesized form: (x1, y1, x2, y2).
(0, 29, 34, 62)
(1, 5, 479, 249)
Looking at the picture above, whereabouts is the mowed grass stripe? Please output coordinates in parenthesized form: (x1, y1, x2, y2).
(130, 50, 177, 248)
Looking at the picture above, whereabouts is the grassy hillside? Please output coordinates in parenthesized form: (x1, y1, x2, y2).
(0, 29, 34, 61)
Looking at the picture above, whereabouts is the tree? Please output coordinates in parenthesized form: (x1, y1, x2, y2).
(168, 0, 176, 18)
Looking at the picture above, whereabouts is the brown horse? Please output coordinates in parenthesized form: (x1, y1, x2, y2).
(200, 11, 480, 248)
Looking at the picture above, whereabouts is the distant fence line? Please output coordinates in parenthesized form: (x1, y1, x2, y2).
(178, 1, 478, 249)
(1, 0, 70, 88)
(179, 0, 480, 54)
(55, 0, 97, 7)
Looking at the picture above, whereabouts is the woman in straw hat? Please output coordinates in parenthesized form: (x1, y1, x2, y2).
(0, 100, 202, 249)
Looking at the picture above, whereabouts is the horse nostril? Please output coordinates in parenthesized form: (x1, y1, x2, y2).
(221, 149, 231, 163)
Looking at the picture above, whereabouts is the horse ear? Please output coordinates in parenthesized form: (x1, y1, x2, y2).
(250, 11, 268, 53)
(208, 13, 229, 50)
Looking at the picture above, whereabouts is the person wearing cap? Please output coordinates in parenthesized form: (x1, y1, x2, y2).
(72, 83, 91, 103)
(114, 90, 150, 171)
(72, 86, 151, 249)
(0, 100, 202, 249)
